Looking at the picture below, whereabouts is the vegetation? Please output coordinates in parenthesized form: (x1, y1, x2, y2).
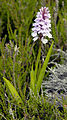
(0, 0, 67, 119)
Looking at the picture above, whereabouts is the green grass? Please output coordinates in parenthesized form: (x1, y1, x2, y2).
(0, 0, 67, 119)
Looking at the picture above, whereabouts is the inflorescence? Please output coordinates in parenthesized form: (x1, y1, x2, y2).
(31, 7, 52, 44)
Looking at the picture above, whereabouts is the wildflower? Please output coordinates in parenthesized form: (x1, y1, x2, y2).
(31, 7, 52, 44)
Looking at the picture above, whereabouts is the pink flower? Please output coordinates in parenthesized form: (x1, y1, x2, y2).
(31, 7, 52, 44)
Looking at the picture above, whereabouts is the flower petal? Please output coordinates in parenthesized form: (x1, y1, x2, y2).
(31, 32, 37, 37)
(33, 36, 38, 41)
(47, 33, 52, 38)
(41, 37, 48, 44)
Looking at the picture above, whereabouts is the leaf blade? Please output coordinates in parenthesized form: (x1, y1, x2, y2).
(35, 41, 54, 94)
(35, 46, 41, 83)
(30, 65, 36, 92)
(3, 77, 24, 106)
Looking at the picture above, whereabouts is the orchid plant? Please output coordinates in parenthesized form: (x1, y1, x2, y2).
(3, 6, 53, 106)
(30, 7, 53, 95)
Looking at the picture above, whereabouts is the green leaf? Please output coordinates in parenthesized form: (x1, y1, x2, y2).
(30, 46, 41, 93)
(30, 65, 36, 92)
(3, 77, 24, 106)
(35, 45, 41, 83)
(35, 41, 54, 94)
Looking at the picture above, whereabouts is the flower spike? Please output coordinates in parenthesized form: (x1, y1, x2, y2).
(32, 7, 52, 44)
